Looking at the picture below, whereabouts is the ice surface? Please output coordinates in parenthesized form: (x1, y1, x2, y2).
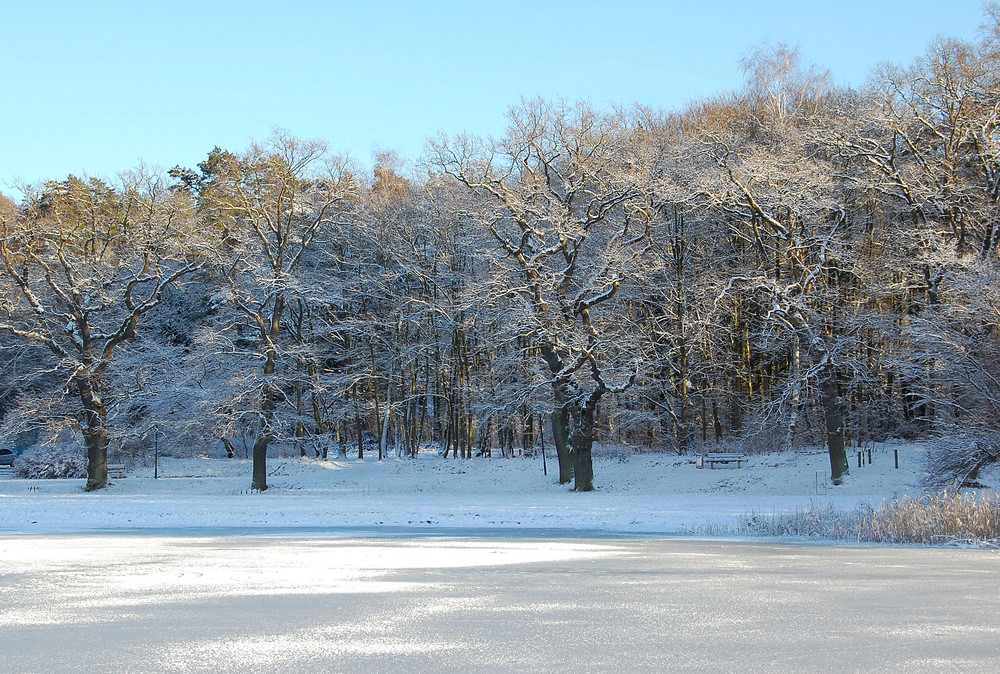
(2, 535, 999, 673)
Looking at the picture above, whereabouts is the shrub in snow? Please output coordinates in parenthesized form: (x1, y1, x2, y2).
(14, 428, 87, 479)
(923, 431, 1000, 489)
(13, 440, 88, 479)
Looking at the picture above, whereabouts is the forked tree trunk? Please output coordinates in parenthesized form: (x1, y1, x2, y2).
(252, 348, 279, 491)
(784, 309, 850, 485)
(540, 342, 575, 483)
(78, 373, 110, 492)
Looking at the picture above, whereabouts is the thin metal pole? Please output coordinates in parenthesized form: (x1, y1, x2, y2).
(539, 416, 547, 477)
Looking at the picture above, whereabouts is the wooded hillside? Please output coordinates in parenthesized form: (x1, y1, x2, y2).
(4, 16, 1000, 490)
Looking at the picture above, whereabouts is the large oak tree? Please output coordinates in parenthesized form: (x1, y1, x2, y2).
(0, 171, 202, 489)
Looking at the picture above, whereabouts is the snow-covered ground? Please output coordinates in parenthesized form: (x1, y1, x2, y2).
(4, 441, 983, 536)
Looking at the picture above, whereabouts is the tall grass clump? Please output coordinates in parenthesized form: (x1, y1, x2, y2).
(737, 504, 867, 540)
(858, 491, 1000, 546)
(738, 492, 1000, 547)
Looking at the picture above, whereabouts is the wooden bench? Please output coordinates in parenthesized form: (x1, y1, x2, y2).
(701, 452, 746, 469)
(107, 463, 126, 478)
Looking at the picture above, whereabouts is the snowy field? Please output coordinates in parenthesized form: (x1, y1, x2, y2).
(0, 441, 981, 536)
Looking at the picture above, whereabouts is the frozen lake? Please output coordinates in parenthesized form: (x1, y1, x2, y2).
(2, 533, 999, 672)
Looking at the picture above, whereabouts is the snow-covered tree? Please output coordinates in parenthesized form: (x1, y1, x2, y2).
(430, 99, 655, 490)
(0, 170, 203, 489)
(173, 130, 358, 490)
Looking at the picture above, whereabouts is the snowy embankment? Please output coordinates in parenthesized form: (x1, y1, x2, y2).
(0, 443, 982, 536)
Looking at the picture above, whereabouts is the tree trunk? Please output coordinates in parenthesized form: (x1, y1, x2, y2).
(78, 372, 109, 492)
(353, 382, 364, 459)
(570, 405, 596, 492)
(252, 347, 278, 491)
(820, 364, 849, 485)
(784, 306, 849, 485)
(251, 432, 269, 491)
(380, 375, 391, 461)
(786, 333, 802, 450)
(84, 427, 109, 492)
(550, 407, 573, 484)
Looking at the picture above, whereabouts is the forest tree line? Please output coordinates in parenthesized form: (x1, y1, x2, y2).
(4, 12, 1000, 491)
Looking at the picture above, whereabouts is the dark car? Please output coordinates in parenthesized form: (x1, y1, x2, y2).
(0, 448, 20, 467)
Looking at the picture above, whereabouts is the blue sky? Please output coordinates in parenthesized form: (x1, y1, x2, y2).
(0, 0, 991, 189)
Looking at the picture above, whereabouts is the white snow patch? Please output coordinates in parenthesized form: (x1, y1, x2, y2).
(0, 442, 979, 537)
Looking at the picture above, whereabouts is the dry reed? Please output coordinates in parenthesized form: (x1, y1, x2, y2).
(858, 491, 1000, 546)
(736, 491, 1000, 547)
